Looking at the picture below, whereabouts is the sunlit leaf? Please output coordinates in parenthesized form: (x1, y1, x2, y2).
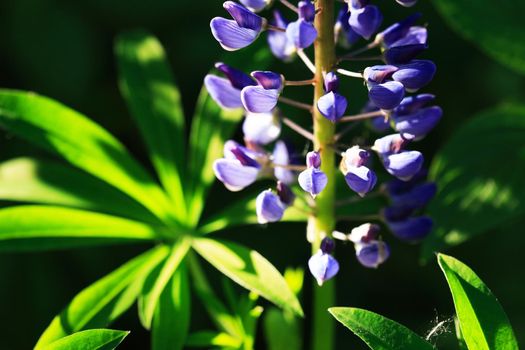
(0, 205, 166, 252)
(185, 331, 241, 348)
(38, 329, 129, 350)
(192, 238, 303, 317)
(329, 307, 434, 350)
(152, 263, 191, 350)
(138, 239, 190, 329)
(116, 30, 187, 219)
(0, 90, 174, 223)
(0, 157, 159, 224)
(437, 254, 518, 350)
(434, 0, 525, 75)
(422, 105, 525, 260)
(35, 246, 169, 347)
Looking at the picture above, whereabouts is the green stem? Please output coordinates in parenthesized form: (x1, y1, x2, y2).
(310, 0, 336, 350)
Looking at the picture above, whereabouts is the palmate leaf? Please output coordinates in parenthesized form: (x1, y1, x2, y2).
(422, 105, 525, 260)
(437, 254, 518, 350)
(329, 308, 434, 350)
(0, 205, 166, 252)
(38, 329, 129, 350)
(433, 0, 525, 75)
(116, 30, 187, 220)
(152, 263, 191, 350)
(0, 157, 160, 224)
(35, 246, 169, 348)
(138, 238, 190, 329)
(0, 90, 175, 223)
(192, 238, 303, 317)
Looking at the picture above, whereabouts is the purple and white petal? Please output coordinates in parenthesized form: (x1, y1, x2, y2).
(348, 5, 383, 40)
(317, 92, 348, 122)
(213, 158, 260, 191)
(394, 93, 435, 116)
(256, 189, 286, 223)
(286, 19, 318, 49)
(223, 1, 265, 31)
(267, 10, 297, 61)
(373, 133, 410, 157)
(273, 140, 296, 184)
(390, 26, 427, 47)
(204, 75, 243, 109)
(298, 168, 328, 197)
(368, 81, 405, 110)
(211, 17, 261, 51)
(344, 166, 377, 196)
(251, 71, 284, 90)
(298, 1, 316, 22)
(379, 13, 421, 48)
(392, 60, 437, 92)
(243, 112, 281, 145)
(308, 250, 340, 286)
(348, 223, 380, 243)
(241, 85, 280, 113)
(394, 106, 442, 139)
(355, 240, 390, 268)
(383, 150, 424, 181)
(215, 62, 256, 89)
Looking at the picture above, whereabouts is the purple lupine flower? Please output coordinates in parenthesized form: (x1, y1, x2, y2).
(355, 240, 390, 268)
(348, 4, 383, 40)
(384, 43, 427, 65)
(335, 8, 360, 48)
(240, 0, 271, 12)
(211, 2, 266, 51)
(214, 141, 262, 191)
(348, 223, 380, 243)
(394, 106, 443, 140)
(317, 72, 348, 122)
(392, 60, 437, 92)
(298, 1, 316, 22)
(378, 13, 421, 48)
(395, 0, 418, 7)
(390, 182, 437, 209)
(341, 146, 377, 196)
(308, 249, 340, 286)
(298, 151, 327, 197)
(286, 20, 318, 49)
(268, 10, 296, 61)
(373, 133, 411, 157)
(389, 26, 427, 48)
(205, 62, 256, 109)
(273, 140, 296, 184)
(394, 93, 435, 115)
(382, 150, 424, 181)
(364, 65, 399, 84)
(256, 189, 286, 223)
(387, 216, 433, 242)
(368, 81, 405, 110)
(241, 71, 284, 113)
(242, 111, 281, 145)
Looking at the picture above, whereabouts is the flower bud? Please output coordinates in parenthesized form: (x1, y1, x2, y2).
(387, 216, 433, 242)
(286, 19, 318, 49)
(368, 81, 405, 110)
(390, 182, 437, 209)
(392, 60, 437, 92)
(382, 150, 424, 181)
(344, 166, 377, 196)
(308, 250, 340, 286)
(324, 72, 340, 92)
(320, 237, 336, 254)
(348, 223, 380, 243)
(306, 151, 322, 168)
(394, 93, 435, 115)
(349, 5, 383, 40)
(298, 168, 328, 197)
(317, 91, 348, 122)
(256, 189, 286, 224)
(276, 181, 296, 206)
(298, 1, 316, 22)
(355, 240, 390, 268)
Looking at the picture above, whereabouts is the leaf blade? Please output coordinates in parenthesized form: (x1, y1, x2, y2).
(329, 307, 434, 350)
(192, 238, 303, 317)
(437, 254, 518, 350)
(115, 30, 187, 219)
(39, 329, 129, 350)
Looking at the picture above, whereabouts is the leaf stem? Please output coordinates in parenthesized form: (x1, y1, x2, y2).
(282, 117, 315, 140)
(336, 68, 363, 79)
(285, 78, 316, 86)
(338, 110, 385, 122)
(279, 96, 314, 112)
(297, 50, 317, 74)
(279, 0, 299, 12)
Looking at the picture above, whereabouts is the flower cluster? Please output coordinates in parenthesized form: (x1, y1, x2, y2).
(206, 0, 439, 285)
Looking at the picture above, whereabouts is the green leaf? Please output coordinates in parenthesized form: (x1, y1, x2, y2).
(35, 246, 169, 347)
(38, 329, 129, 350)
(115, 30, 187, 219)
(422, 105, 525, 259)
(0, 90, 174, 223)
(263, 308, 302, 350)
(185, 87, 244, 227)
(192, 238, 303, 317)
(0, 157, 159, 224)
(185, 331, 241, 348)
(138, 239, 190, 329)
(329, 307, 434, 350)
(0, 205, 165, 252)
(152, 262, 191, 350)
(198, 191, 308, 234)
(437, 254, 518, 350)
(433, 0, 525, 75)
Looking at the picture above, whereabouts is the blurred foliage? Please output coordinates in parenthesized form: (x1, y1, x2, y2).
(0, 0, 524, 349)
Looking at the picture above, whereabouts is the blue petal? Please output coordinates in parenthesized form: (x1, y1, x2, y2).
(268, 11, 296, 61)
(392, 60, 436, 91)
(373, 133, 409, 157)
(211, 17, 260, 51)
(387, 216, 433, 242)
(204, 75, 243, 109)
(286, 19, 318, 49)
(273, 140, 296, 184)
(308, 251, 340, 286)
(223, 1, 264, 31)
(256, 189, 286, 224)
(394, 93, 435, 116)
(215, 62, 256, 89)
(335, 8, 360, 48)
(298, 168, 328, 196)
(379, 13, 421, 48)
(344, 166, 377, 196)
(384, 43, 427, 65)
(383, 150, 424, 181)
(298, 1, 316, 22)
(355, 240, 390, 268)
(390, 26, 427, 47)
(306, 151, 322, 168)
(390, 182, 437, 209)
(363, 65, 398, 84)
(317, 92, 348, 122)
(251, 71, 284, 90)
(348, 5, 383, 40)
(213, 158, 260, 191)
(368, 81, 405, 110)
(394, 106, 443, 139)
(324, 72, 340, 92)
(342, 146, 370, 168)
(243, 112, 281, 145)
(241, 86, 280, 113)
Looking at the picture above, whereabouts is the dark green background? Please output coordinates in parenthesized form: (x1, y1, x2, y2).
(0, 0, 523, 349)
